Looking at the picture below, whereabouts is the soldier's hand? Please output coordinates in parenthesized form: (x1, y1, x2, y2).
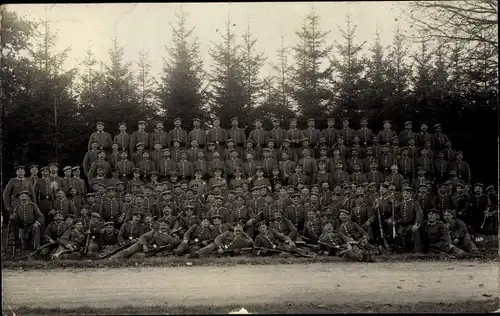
(217, 248, 225, 255)
(142, 245, 148, 252)
(453, 238, 459, 244)
(411, 224, 419, 232)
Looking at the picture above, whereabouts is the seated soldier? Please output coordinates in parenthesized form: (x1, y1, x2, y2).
(85, 212, 103, 253)
(174, 218, 213, 256)
(98, 221, 120, 252)
(254, 221, 308, 257)
(190, 222, 253, 258)
(51, 219, 87, 260)
(318, 222, 367, 262)
(40, 212, 69, 258)
(110, 217, 181, 259)
(13, 190, 45, 252)
(337, 209, 379, 256)
(422, 209, 466, 257)
(174, 205, 201, 237)
(117, 211, 145, 244)
(230, 194, 253, 228)
(302, 210, 323, 245)
(442, 209, 479, 254)
(269, 209, 300, 241)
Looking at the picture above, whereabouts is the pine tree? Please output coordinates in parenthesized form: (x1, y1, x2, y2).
(270, 31, 293, 111)
(77, 47, 102, 110)
(209, 19, 248, 129)
(239, 20, 266, 110)
(157, 8, 205, 129)
(290, 10, 334, 122)
(330, 14, 367, 121)
(410, 37, 435, 121)
(136, 48, 156, 111)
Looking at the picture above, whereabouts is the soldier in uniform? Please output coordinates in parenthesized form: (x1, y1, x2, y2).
(434, 184, 456, 216)
(421, 209, 465, 256)
(97, 222, 121, 252)
(469, 183, 491, 235)
(321, 118, 337, 147)
(442, 140, 456, 162)
(207, 116, 228, 153)
(416, 123, 434, 148)
(83, 141, 100, 176)
(11, 190, 45, 252)
(170, 118, 189, 149)
(189, 118, 207, 150)
(398, 121, 416, 146)
(355, 117, 374, 146)
(270, 118, 286, 147)
(337, 209, 377, 260)
(390, 186, 423, 253)
(432, 123, 449, 151)
(303, 118, 321, 149)
(111, 218, 181, 259)
(117, 211, 144, 244)
(415, 148, 434, 182)
(51, 219, 87, 260)
(28, 165, 40, 186)
(35, 166, 55, 220)
(71, 166, 86, 197)
(114, 122, 131, 154)
(378, 120, 396, 145)
(177, 151, 194, 181)
(318, 222, 365, 261)
(442, 209, 479, 254)
(88, 121, 113, 153)
(190, 222, 253, 258)
(99, 186, 126, 228)
(88, 151, 111, 180)
(248, 119, 268, 160)
(130, 120, 150, 153)
(379, 144, 396, 176)
(40, 212, 69, 258)
(448, 151, 471, 184)
(150, 120, 169, 149)
(3, 165, 37, 213)
(227, 117, 247, 158)
(254, 221, 308, 257)
(338, 117, 355, 146)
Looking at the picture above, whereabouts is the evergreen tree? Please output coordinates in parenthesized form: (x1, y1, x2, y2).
(209, 19, 248, 129)
(270, 31, 293, 111)
(330, 14, 367, 121)
(136, 48, 156, 111)
(157, 8, 205, 129)
(77, 47, 103, 111)
(239, 20, 266, 110)
(410, 37, 435, 121)
(289, 10, 333, 122)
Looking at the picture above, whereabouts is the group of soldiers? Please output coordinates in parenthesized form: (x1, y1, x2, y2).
(2, 116, 497, 261)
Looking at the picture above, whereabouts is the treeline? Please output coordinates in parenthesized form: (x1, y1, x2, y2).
(1, 7, 498, 185)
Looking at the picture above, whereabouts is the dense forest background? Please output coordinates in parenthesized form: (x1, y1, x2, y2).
(1, 2, 498, 186)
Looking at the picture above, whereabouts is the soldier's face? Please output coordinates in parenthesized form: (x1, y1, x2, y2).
(20, 193, 29, 201)
(337, 138, 344, 145)
(428, 212, 438, 222)
(475, 187, 483, 194)
(125, 195, 132, 202)
(292, 197, 300, 203)
(97, 169, 105, 176)
(328, 120, 334, 127)
(97, 125, 104, 131)
(185, 208, 194, 216)
(323, 224, 333, 233)
(308, 211, 317, 220)
(308, 121, 314, 127)
(380, 187, 388, 195)
(55, 216, 63, 224)
(274, 212, 282, 220)
(66, 218, 75, 226)
(403, 191, 411, 199)
(16, 169, 25, 177)
(443, 213, 453, 222)
(30, 167, 38, 175)
(212, 218, 221, 225)
(75, 222, 83, 231)
(144, 216, 152, 224)
(258, 224, 267, 234)
(42, 169, 49, 177)
(213, 119, 220, 126)
(119, 125, 127, 132)
(159, 222, 168, 231)
(64, 170, 72, 177)
(290, 122, 296, 128)
(342, 121, 349, 127)
(339, 213, 350, 222)
(202, 220, 210, 228)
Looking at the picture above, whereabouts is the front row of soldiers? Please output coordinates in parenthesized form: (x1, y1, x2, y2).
(14, 185, 480, 262)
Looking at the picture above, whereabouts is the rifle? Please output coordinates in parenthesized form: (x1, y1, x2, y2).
(375, 201, 391, 250)
(481, 208, 496, 229)
(81, 230, 92, 255)
(99, 238, 137, 259)
(145, 244, 172, 257)
(30, 241, 54, 258)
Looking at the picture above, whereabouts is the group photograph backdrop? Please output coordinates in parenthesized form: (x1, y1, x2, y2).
(1, 2, 498, 187)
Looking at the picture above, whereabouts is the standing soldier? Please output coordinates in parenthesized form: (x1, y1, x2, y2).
(150, 141, 164, 167)
(442, 140, 456, 162)
(88, 121, 113, 153)
(169, 118, 189, 149)
(469, 183, 491, 235)
(303, 118, 321, 149)
(415, 149, 434, 182)
(398, 121, 416, 146)
(434, 184, 455, 216)
(406, 137, 419, 159)
(433, 151, 449, 186)
(270, 118, 286, 147)
(416, 123, 434, 148)
(28, 165, 40, 186)
(355, 117, 374, 146)
(390, 186, 423, 253)
(113, 122, 131, 154)
(227, 117, 246, 158)
(207, 116, 228, 153)
(261, 148, 278, 178)
(138, 151, 156, 179)
(115, 151, 134, 186)
(35, 166, 54, 220)
(398, 147, 415, 182)
(82, 140, 100, 177)
(150, 120, 169, 149)
(448, 151, 471, 184)
(108, 143, 122, 170)
(415, 184, 435, 216)
(189, 118, 207, 150)
(177, 151, 194, 181)
(432, 123, 449, 151)
(88, 151, 111, 180)
(322, 117, 338, 147)
(286, 118, 304, 157)
(12, 191, 45, 251)
(379, 144, 396, 177)
(3, 165, 36, 213)
(60, 166, 74, 195)
(378, 120, 396, 145)
(71, 166, 87, 197)
(248, 119, 269, 161)
(365, 162, 384, 187)
(338, 117, 355, 146)
(193, 151, 210, 180)
(130, 120, 150, 153)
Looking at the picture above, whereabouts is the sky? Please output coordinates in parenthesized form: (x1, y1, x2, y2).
(7, 2, 413, 80)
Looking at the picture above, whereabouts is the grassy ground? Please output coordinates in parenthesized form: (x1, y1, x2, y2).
(5, 299, 499, 315)
(2, 248, 498, 270)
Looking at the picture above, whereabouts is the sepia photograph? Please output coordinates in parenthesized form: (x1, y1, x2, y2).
(1, 1, 498, 314)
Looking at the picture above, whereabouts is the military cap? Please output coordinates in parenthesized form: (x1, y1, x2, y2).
(116, 181, 125, 186)
(17, 190, 30, 197)
(135, 142, 145, 147)
(98, 183, 107, 188)
(267, 138, 275, 143)
(54, 212, 64, 220)
(456, 151, 463, 155)
(368, 182, 376, 188)
(96, 164, 106, 170)
(272, 117, 281, 122)
(301, 137, 309, 142)
(40, 166, 49, 172)
(262, 147, 271, 152)
(381, 183, 390, 189)
(160, 190, 172, 196)
(29, 164, 39, 170)
(291, 193, 301, 198)
(207, 141, 216, 146)
(336, 136, 344, 141)
(365, 146, 373, 152)
(456, 183, 465, 188)
(342, 117, 349, 122)
(103, 221, 114, 227)
(131, 210, 141, 216)
(118, 122, 127, 127)
(442, 209, 454, 215)
(226, 138, 235, 144)
(383, 120, 391, 124)
(138, 120, 147, 125)
(170, 170, 178, 176)
(254, 118, 262, 124)
(62, 166, 72, 172)
(90, 139, 99, 145)
(96, 121, 105, 126)
(339, 209, 350, 216)
(474, 183, 484, 188)
(184, 204, 195, 209)
(421, 123, 428, 127)
(290, 118, 298, 122)
(351, 148, 358, 153)
(433, 123, 442, 128)
(70, 166, 80, 171)
(404, 121, 412, 126)
(308, 118, 315, 123)
(360, 117, 368, 123)
(449, 169, 457, 174)
(281, 139, 291, 144)
(211, 214, 222, 219)
(391, 136, 398, 141)
(245, 140, 254, 146)
(192, 118, 202, 123)
(382, 144, 389, 148)
(310, 192, 319, 198)
(418, 183, 428, 188)
(400, 146, 408, 151)
(174, 118, 182, 123)
(486, 185, 495, 192)
(427, 209, 439, 215)
(86, 192, 96, 197)
(15, 165, 25, 170)
(230, 117, 239, 122)
(214, 195, 224, 201)
(402, 186, 413, 192)
(106, 186, 116, 191)
(317, 159, 326, 165)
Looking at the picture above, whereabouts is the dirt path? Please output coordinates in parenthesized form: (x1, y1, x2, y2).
(2, 262, 498, 310)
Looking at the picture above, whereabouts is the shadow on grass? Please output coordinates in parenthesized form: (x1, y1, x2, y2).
(6, 299, 498, 315)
